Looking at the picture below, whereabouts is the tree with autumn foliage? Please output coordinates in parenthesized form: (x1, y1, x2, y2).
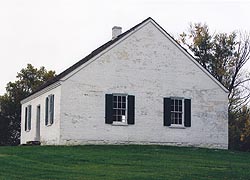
(0, 64, 55, 145)
(179, 23, 250, 151)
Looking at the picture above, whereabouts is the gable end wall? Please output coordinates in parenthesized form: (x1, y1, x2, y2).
(59, 21, 228, 149)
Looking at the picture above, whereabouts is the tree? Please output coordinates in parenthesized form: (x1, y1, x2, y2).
(0, 111, 12, 145)
(229, 105, 250, 150)
(179, 23, 214, 70)
(0, 64, 55, 145)
(179, 24, 250, 111)
(179, 23, 250, 151)
(240, 106, 250, 150)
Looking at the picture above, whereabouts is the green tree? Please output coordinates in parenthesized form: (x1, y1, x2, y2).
(0, 64, 55, 145)
(179, 23, 214, 70)
(0, 111, 12, 145)
(229, 106, 250, 150)
(179, 23, 250, 150)
(239, 106, 250, 150)
(179, 24, 250, 111)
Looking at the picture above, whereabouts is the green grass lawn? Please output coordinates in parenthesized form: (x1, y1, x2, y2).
(0, 145, 249, 180)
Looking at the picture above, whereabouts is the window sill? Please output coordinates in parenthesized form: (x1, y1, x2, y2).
(112, 122, 128, 126)
(169, 125, 186, 129)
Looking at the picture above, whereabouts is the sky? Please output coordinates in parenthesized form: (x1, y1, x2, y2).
(0, 0, 250, 95)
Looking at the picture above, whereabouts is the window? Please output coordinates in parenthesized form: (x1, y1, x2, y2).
(113, 95, 127, 122)
(25, 105, 32, 131)
(36, 105, 41, 123)
(164, 97, 191, 127)
(45, 94, 54, 126)
(170, 99, 183, 125)
(105, 94, 135, 125)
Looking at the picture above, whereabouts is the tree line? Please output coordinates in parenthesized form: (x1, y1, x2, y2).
(0, 23, 249, 151)
(0, 64, 55, 145)
(179, 23, 250, 150)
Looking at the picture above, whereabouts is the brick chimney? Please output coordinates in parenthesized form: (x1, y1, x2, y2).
(112, 26, 122, 39)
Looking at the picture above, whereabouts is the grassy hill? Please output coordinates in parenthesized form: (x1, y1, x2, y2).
(0, 145, 249, 180)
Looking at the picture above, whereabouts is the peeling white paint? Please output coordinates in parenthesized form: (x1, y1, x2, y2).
(20, 20, 228, 149)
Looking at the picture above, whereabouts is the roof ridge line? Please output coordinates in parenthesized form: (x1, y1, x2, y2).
(23, 16, 228, 100)
(23, 17, 153, 99)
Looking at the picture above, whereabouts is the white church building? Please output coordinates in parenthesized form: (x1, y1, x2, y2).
(21, 17, 228, 149)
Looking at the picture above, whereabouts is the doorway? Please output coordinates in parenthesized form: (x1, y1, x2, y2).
(35, 105, 41, 141)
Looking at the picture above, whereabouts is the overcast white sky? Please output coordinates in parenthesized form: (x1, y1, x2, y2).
(0, 0, 250, 95)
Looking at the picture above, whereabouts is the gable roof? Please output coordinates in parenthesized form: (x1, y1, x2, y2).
(24, 17, 228, 100)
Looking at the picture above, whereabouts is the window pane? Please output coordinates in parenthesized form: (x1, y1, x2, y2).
(175, 103, 178, 112)
(177, 113, 180, 124)
(112, 95, 127, 122)
(175, 113, 178, 124)
(180, 112, 182, 118)
(174, 114, 177, 124)
(122, 103, 126, 108)
(178, 100, 182, 111)
(170, 98, 183, 125)
(179, 118, 182, 124)
(122, 115, 126, 122)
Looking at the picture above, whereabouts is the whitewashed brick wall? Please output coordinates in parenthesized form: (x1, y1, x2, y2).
(58, 21, 228, 149)
(21, 86, 61, 145)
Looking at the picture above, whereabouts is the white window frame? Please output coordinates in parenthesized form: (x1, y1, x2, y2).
(112, 94, 128, 125)
(170, 97, 184, 127)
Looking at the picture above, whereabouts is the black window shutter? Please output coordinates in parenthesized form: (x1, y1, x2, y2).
(105, 94, 113, 124)
(45, 97, 49, 125)
(50, 95, 54, 124)
(164, 98, 171, 126)
(184, 99, 191, 127)
(28, 105, 32, 130)
(127, 95, 135, 124)
(25, 107, 28, 131)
